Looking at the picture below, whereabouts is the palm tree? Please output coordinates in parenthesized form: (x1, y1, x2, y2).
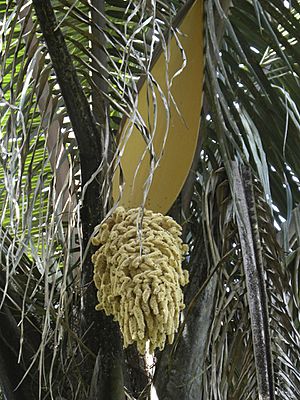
(1, 0, 300, 399)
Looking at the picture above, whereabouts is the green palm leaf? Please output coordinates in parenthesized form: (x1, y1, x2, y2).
(1, 0, 300, 399)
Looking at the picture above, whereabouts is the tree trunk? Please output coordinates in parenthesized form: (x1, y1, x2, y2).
(0, 270, 43, 400)
(0, 305, 34, 400)
(154, 243, 217, 400)
(31, 1, 124, 398)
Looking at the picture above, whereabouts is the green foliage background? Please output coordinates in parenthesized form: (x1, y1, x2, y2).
(1, 0, 300, 399)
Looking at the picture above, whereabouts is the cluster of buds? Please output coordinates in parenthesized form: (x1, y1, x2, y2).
(91, 207, 189, 354)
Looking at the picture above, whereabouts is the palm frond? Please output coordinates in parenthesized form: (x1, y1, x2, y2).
(156, 1, 300, 398)
(1, 0, 300, 399)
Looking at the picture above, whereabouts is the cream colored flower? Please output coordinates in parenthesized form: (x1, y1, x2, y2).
(91, 207, 189, 354)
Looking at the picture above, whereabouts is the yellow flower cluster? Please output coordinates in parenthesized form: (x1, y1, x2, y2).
(91, 206, 189, 354)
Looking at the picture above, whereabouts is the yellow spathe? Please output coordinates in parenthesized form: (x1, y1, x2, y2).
(113, 0, 204, 214)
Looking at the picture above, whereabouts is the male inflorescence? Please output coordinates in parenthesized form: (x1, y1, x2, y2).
(91, 206, 189, 354)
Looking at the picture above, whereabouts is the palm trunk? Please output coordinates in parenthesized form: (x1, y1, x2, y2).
(31, 1, 124, 398)
(0, 269, 44, 400)
(154, 237, 217, 399)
